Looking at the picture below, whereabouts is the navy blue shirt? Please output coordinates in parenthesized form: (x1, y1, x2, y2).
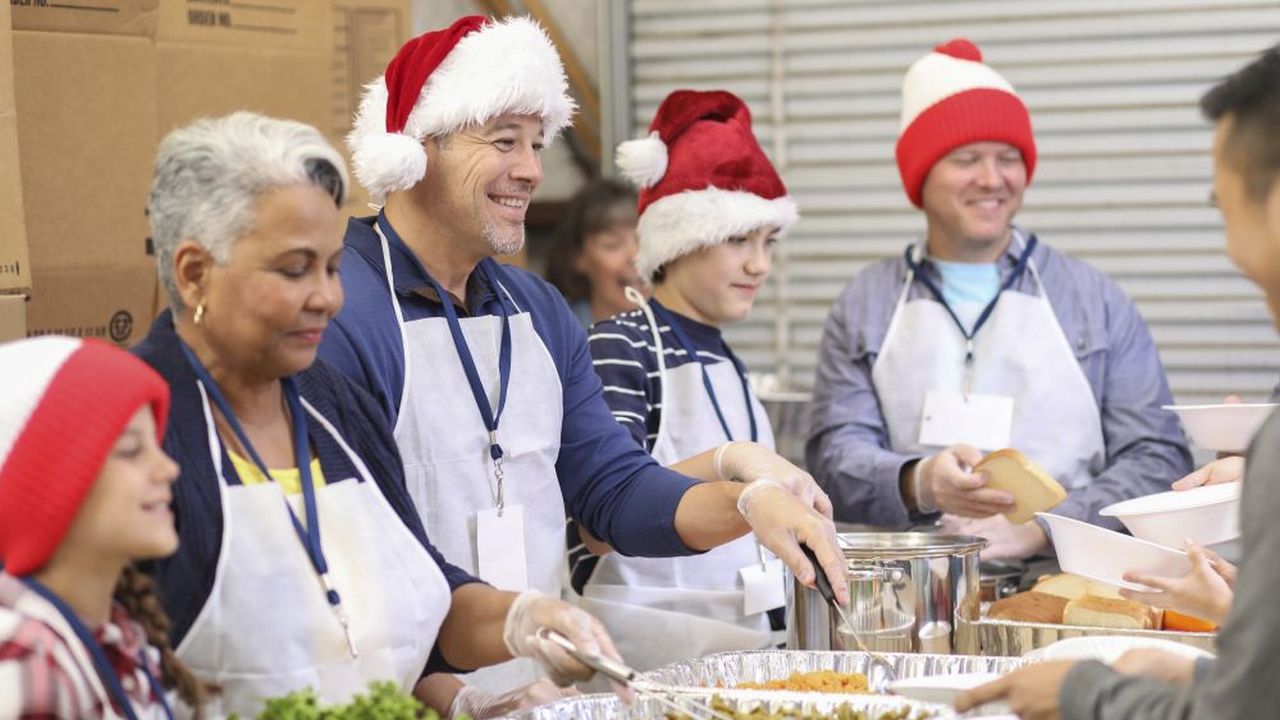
(319, 216, 700, 559)
(133, 312, 479, 674)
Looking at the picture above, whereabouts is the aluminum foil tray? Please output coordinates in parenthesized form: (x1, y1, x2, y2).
(643, 649, 1028, 688)
(502, 690, 950, 720)
(977, 617, 1217, 657)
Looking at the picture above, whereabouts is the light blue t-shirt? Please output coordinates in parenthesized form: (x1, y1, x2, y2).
(932, 258, 999, 332)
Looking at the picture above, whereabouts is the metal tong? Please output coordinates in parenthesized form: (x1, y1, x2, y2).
(799, 543, 899, 693)
(535, 628, 737, 720)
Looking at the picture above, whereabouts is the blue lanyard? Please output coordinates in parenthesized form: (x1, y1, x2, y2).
(903, 234, 1038, 367)
(179, 341, 358, 657)
(651, 302, 758, 443)
(21, 577, 174, 720)
(377, 214, 513, 499)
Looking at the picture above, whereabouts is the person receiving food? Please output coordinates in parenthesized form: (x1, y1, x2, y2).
(957, 43, 1280, 720)
(136, 111, 618, 718)
(320, 13, 848, 700)
(806, 38, 1191, 559)
(573, 89, 815, 670)
(545, 178, 645, 328)
(0, 337, 206, 718)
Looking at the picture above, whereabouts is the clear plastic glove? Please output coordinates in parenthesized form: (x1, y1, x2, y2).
(737, 479, 849, 605)
(1120, 540, 1235, 623)
(448, 679, 579, 719)
(501, 589, 633, 702)
(941, 513, 1049, 561)
(917, 445, 1014, 517)
(715, 441, 834, 519)
(1171, 456, 1245, 490)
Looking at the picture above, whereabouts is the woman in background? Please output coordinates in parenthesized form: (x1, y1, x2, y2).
(546, 178, 644, 327)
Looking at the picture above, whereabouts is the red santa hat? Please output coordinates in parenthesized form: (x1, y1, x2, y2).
(617, 90, 798, 282)
(0, 337, 169, 575)
(895, 38, 1037, 207)
(347, 15, 576, 201)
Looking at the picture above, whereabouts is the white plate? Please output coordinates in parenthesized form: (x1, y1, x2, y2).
(1027, 635, 1215, 665)
(888, 673, 1008, 713)
(1164, 402, 1277, 453)
(1037, 512, 1191, 591)
(1100, 483, 1241, 548)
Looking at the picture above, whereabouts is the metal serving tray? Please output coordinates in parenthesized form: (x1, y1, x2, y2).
(643, 649, 1028, 689)
(501, 690, 950, 720)
(977, 617, 1217, 657)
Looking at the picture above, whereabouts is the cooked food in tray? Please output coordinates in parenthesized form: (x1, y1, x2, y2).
(986, 573, 1217, 631)
(665, 696, 929, 720)
(733, 670, 872, 694)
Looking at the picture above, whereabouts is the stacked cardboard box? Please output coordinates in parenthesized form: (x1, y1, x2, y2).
(0, 0, 409, 345)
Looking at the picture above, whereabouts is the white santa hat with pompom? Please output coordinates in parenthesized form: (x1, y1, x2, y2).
(346, 15, 575, 201)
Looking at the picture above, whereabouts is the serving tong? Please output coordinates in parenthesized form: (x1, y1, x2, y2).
(535, 628, 737, 720)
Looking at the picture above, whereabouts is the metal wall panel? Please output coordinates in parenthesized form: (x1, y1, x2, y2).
(629, 0, 1280, 404)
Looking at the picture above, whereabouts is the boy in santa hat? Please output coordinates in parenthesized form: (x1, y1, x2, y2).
(318, 14, 847, 714)
(572, 89, 808, 671)
(806, 39, 1190, 559)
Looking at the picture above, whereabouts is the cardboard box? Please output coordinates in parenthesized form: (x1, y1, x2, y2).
(0, 0, 30, 292)
(6, 0, 409, 343)
(0, 294, 26, 343)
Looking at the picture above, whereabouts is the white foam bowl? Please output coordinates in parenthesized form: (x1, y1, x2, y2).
(1036, 512, 1191, 591)
(1028, 635, 1214, 665)
(1164, 402, 1277, 453)
(1100, 483, 1241, 549)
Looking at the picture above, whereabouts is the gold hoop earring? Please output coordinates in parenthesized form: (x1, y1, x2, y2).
(193, 302, 205, 326)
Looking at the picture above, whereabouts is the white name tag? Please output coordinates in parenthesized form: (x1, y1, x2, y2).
(919, 390, 1013, 451)
(477, 504, 529, 592)
(739, 557, 787, 617)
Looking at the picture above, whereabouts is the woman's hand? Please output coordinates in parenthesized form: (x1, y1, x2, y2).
(448, 679, 579, 719)
(1171, 456, 1244, 490)
(1120, 540, 1234, 624)
(501, 590, 633, 701)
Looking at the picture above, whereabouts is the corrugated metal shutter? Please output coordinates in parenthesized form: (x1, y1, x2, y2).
(629, 0, 1280, 406)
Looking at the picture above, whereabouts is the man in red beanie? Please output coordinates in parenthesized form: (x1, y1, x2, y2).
(319, 14, 847, 715)
(807, 39, 1191, 560)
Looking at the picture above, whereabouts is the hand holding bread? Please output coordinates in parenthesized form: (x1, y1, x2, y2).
(913, 444, 1016, 517)
(973, 448, 1067, 524)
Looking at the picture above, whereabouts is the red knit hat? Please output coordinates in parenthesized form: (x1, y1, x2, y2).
(616, 90, 798, 281)
(0, 337, 170, 576)
(895, 38, 1036, 208)
(347, 15, 576, 201)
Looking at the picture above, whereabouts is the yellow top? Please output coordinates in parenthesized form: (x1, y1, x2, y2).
(228, 449, 326, 495)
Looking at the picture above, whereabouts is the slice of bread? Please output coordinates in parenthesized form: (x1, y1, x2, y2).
(988, 591, 1069, 624)
(1063, 596, 1161, 630)
(974, 449, 1067, 524)
(1033, 573, 1123, 601)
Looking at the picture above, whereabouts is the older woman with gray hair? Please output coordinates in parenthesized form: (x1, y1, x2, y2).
(133, 111, 616, 718)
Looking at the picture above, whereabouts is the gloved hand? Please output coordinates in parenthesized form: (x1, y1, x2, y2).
(736, 479, 849, 605)
(501, 589, 633, 701)
(714, 440, 834, 519)
(448, 679, 579, 719)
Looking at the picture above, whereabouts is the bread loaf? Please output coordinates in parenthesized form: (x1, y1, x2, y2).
(988, 591, 1068, 624)
(1063, 596, 1161, 630)
(974, 449, 1067, 524)
(1033, 573, 1123, 601)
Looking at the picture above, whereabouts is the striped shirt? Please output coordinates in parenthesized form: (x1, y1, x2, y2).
(0, 572, 168, 719)
(569, 300, 737, 593)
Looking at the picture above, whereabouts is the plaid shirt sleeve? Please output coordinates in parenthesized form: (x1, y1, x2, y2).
(0, 576, 169, 719)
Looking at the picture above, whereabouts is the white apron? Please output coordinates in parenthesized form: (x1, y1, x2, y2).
(174, 386, 451, 718)
(579, 301, 775, 672)
(376, 225, 566, 693)
(871, 236, 1105, 492)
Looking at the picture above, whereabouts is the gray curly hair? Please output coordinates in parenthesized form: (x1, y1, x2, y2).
(148, 111, 349, 309)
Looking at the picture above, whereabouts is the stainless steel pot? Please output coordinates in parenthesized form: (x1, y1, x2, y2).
(788, 533, 985, 655)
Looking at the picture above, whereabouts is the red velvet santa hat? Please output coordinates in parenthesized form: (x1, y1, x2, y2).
(0, 337, 169, 575)
(347, 15, 576, 201)
(617, 89, 798, 281)
(895, 38, 1037, 208)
